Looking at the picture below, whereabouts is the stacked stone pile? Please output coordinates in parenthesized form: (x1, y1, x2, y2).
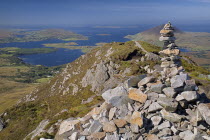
(55, 22, 210, 140)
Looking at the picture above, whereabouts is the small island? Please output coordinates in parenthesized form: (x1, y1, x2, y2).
(43, 42, 106, 53)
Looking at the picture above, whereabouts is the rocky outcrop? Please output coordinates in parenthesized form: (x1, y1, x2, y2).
(55, 22, 210, 140)
(0, 118, 4, 132)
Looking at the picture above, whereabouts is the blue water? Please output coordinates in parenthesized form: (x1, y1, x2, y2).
(0, 26, 147, 66)
(0, 24, 209, 66)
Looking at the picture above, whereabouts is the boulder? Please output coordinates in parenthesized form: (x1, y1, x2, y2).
(145, 53, 161, 61)
(150, 84, 166, 94)
(130, 111, 143, 127)
(103, 121, 117, 132)
(147, 92, 159, 100)
(91, 132, 106, 140)
(113, 119, 127, 128)
(102, 86, 133, 107)
(148, 102, 163, 113)
(171, 73, 189, 88)
(68, 132, 78, 140)
(158, 121, 171, 130)
(163, 87, 177, 98)
(197, 103, 210, 125)
(151, 116, 162, 126)
(160, 48, 179, 56)
(180, 91, 198, 102)
(147, 134, 159, 140)
(159, 36, 176, 41)
(161, 61, 174, 68)
(109, 107, 116, 121)
(138, 76, 155, 87)
(88, 120, 103, 133)
(126, 75, 146, 88)
(128, 88, 147, 103)
(130, 124, 139, 133)
(160, 109, 182, 123)
(157, 97, 178, 112)
(184, 79, 196, 91)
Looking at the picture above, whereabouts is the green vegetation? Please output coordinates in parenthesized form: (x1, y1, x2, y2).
(0, 47, 64, 114)
(1, 41, 209, 140)
(0, 29, 88, 43)
(138, 41, 161, 53)
(0, 47, 56, 56)
(125, 25, 210, 69)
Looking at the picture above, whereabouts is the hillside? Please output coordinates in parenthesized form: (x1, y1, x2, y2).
(0, 41, 209, 140)
(0, 29, 88, 43)
(125, 25, 210, 69)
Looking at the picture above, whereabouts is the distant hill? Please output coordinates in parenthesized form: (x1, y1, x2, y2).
(139, 24, 183, 36)
(125, 24, 210, 68)
(0, 29, 88, 43)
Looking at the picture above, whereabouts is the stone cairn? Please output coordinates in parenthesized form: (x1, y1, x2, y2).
(56, 22, 210, 140)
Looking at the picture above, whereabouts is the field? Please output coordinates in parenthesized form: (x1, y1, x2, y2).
(0, 48, 64, 114)
(0, 29, 88, 43)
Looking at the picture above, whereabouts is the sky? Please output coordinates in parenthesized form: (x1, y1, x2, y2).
(0, 0, 210, 26)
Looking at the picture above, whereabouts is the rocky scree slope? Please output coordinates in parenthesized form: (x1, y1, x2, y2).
(53, 24, 210, 140)
(0, 41, 162, 140)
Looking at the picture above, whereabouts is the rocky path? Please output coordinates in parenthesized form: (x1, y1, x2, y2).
(135, 41, 148, 53)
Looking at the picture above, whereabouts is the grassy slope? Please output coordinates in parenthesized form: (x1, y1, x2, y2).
(0, 41, 147, 140)
(126, 27, 210, 69)
(0, 48, 64, 114)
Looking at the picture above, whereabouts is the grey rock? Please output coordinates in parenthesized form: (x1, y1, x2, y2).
(103, 121, 117, 132)
(197, 103, 210, 125)
(148, 102, 163, 113)
(130, 124, 139, 133)
(180, 91, 198, 102)
(145, 52, 161, 61)
(124, 131, 136, 140)
(151, 116, 162, 126)
(68, 132, 78, 140)
(133, 102, 143, 111)
(159, 94, 167, 98)
(175, 94, 185, 101)
(138, 76, 155, 87)
(171, 126, 178, 135)
(104, 133, 119, 140)
(143, 100, 152, 109)
(118, 104, 128, 118)
(88, 120, 102, 133)
(184, 79, 196, 91)
(109, 107, 117, 121)
(171, 73, 189, 88)
(157, 97, 178, 112)
(147, 92, 159, 101)
(170, 67, 179, 76)
(79, 136, 86, 140)
(127, 75, 146, 88)
(157, 128, 172, 137)
(0, 118, 4, 131)
(150, 84, 166, 94)
(163, 87, 177, 98)
(158, 121, 171, 130)
(119, 128, 127, 133)
(128, 102, 134, 112)
(102, 86, 133, 107)
(179, 130, 200, 140)
(160, 109, 182, 123)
